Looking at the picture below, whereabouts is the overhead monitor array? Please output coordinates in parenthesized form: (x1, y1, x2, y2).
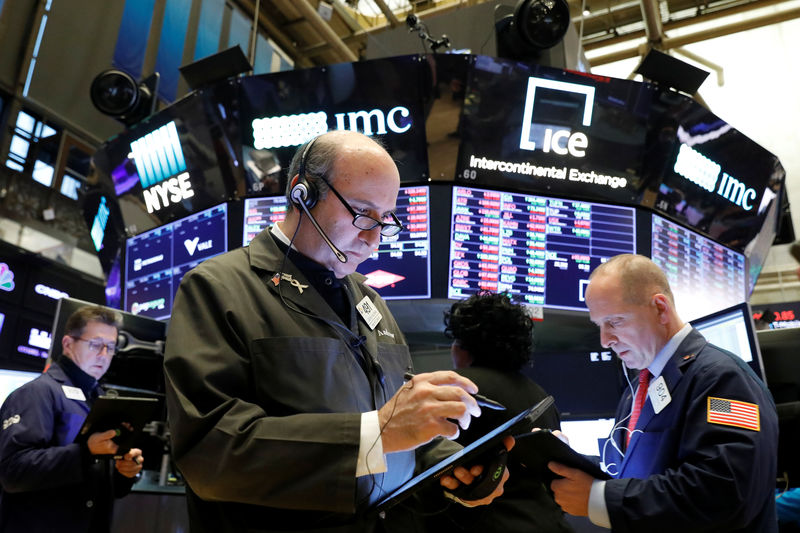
(448, 185, 636, 311)
(243, 186, 433, 300)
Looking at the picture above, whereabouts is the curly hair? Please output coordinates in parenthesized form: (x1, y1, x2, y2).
(443, 291, 534, 372)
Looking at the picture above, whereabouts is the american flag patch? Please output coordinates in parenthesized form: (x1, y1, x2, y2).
(707, 397, 760, 431)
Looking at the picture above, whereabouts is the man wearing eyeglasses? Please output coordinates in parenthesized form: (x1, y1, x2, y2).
(0, 305, 144, 533)
(165, 130, 510, 533)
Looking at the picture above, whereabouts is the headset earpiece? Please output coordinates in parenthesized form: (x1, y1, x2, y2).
(291, 139, 319, 209)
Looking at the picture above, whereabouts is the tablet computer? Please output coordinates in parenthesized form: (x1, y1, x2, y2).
(371, 395, 555, 514)
(515, 429, 611, 481)
(75, 396, 160, 459)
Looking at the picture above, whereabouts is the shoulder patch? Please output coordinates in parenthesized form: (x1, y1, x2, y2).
(707, 396, 759, 431)
(2, 414, 20, 430)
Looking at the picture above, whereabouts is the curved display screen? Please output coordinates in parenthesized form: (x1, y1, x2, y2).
(448, 185, 636, 311)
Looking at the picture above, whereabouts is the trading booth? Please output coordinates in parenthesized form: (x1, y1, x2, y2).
(76, 53, 786, 530)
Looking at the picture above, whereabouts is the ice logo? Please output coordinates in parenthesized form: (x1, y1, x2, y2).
(0, 263, 15, 293)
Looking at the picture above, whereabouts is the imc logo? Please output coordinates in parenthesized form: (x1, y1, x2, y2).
(519, 77, 595, 158)
(130, 121, 195, 213)
(252, 106, 413, 150)
(673, 144, 758, 211)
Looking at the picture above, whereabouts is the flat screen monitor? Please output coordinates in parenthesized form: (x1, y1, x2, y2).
(0, 368, 40, 407)
(243, 195, 288, 246)
(651, 214, 746, 322)
(22, 264, 104, 317)
(11, 311, 53, 370)
(448, 185, 637, 310)
(237, 55, 429, 194)
(690, 301, 765, 383)
(124, 202, 228, 321)
(242, 186, 432, 300)
(94, 90, 238, 230)
(756, 327, 800, 404)
(751, 301, 800, 330)
(525, 349, 625, 419)
(49, 297, 167, 394)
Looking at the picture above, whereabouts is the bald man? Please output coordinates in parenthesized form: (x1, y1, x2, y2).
(164, 131, 508, 533)
(549, 254, 778, 532)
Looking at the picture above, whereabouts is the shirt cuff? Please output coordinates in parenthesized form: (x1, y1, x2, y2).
(356, 410, 387, 477)
(588, 479, 612, 529)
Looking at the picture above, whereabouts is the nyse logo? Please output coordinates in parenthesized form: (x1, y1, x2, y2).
(130, 121, 195, 214)
(519, 77, 595, 158)
(142, 172, 195, 214)
(130, 121, 187, 188)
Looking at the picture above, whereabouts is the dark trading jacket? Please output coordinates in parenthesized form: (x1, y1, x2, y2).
(0, 362, 135, 533)
(164, 229, 453, 533)
(429, 367, 574, 533)
(602, 328, 778, 532)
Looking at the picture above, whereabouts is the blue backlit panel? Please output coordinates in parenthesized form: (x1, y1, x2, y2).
(124, 203, 227, 320)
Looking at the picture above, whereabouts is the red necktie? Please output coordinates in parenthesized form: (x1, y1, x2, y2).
(626, 369, 651, 448)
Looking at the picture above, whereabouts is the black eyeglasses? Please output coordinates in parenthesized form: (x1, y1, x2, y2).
(318, 175, 404, 237)
(70, 336, 117, 356)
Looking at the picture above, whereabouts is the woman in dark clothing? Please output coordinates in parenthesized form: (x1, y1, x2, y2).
(429, 291, 574, 533)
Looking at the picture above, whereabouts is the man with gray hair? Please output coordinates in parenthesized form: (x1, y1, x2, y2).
(165, 130, 509, 533)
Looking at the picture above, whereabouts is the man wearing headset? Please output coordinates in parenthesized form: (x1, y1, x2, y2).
(164, 130, 509, 533)
(548, 254, 778, 531)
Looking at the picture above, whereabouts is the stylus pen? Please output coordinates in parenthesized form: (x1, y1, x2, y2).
(403, 372, 506, 410)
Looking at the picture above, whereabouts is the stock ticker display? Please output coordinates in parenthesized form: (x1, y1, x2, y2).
(243, 195, 289, 245)
(124, 203, 228, 320)
(243, 186, 431, 300)
(448, 186, 636, 311)
(651, 214, 745, 322)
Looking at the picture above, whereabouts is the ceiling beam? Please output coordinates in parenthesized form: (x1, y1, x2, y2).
(373, 0, 401, 27)
(584, 0, 793, 50)
(233, 0, 314, 68)
(288, 0, 358, 62)
(331, 0, 365, 34)
(589, 4, 800, 66)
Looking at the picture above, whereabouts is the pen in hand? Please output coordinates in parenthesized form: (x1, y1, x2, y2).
(403, 372, 506, 410)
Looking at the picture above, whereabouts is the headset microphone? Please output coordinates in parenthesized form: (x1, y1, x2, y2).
(291, 184, 348, 264)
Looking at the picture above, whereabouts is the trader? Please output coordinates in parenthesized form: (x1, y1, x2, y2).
(549, 254, 778, 532)
(0, 305, 144, 533)
(164, 130, 509, 533)
(427, 291, 573, 533)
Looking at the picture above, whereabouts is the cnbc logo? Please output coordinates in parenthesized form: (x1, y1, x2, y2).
(130, 121, 194, 213)
(519, 77, 595, 158)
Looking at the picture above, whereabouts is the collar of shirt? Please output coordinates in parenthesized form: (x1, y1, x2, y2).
(57, 357, 100, 399)
(647, 323, 692, 379)
(269, 225, 349, 324)
(270, 224, 343, 290)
